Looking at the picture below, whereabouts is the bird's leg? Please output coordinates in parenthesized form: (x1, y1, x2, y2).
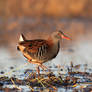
(39, 64, 51, 72)
(39, 64, 45, 72)
(28, 60, 40, 75)
(27, 60, 50, 74)
(27, 60, 47, 70)
(36, 65, 40, 76)
(27, 60, 41, 75)
(42, 64, 51, 72)
(41, 64, 48, 70)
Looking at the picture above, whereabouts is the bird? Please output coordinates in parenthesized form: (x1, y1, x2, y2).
(17, 30, 71, 74)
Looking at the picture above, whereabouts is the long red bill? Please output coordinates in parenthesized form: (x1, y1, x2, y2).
(62, 35, 72, 40)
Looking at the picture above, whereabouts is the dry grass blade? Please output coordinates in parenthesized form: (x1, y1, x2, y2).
(11, 78, 22, 91)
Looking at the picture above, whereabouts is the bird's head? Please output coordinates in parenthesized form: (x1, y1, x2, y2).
(17, 34, 26, 52)
(52, 30, 71, 41)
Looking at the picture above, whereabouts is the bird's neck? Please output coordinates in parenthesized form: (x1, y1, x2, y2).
(48, 36, 59, 45)
(47, 36, 60, 50)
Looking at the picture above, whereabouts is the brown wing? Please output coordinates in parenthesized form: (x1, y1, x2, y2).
(21, 39, 49, 58)
(27, 40, 48, 52)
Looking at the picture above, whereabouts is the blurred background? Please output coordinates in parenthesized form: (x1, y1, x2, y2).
(0, 0, 92, 71)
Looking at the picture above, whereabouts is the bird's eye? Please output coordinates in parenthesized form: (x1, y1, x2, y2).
(17, 46, 20, 51)
(29, 44, 32, 47)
